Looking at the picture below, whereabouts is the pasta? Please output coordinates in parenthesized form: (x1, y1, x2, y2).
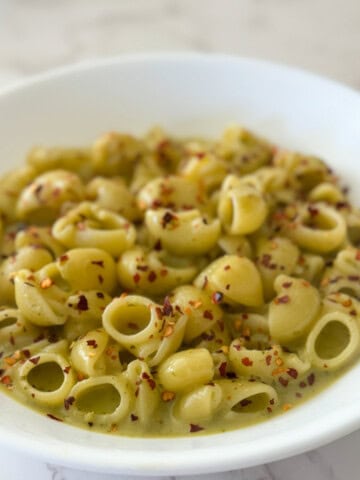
(0, 125, 360, 437)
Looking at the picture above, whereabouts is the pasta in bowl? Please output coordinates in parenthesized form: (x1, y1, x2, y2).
(1, 123, 360, 438)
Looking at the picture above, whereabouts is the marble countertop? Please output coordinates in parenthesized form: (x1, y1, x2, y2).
(0, 0, 359, 478)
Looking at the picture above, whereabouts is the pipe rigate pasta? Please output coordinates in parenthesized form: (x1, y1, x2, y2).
(1, 125, 360, 436)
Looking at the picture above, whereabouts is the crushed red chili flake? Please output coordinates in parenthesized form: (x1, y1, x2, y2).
(40, 277, 53, 289)
(212, 291, 223, 304)
(33, 333, 45, 343)
(307, 205, 319, 217)
(162, 296, 173, 316)
(239, 399, 252, 407)
(9, 334, 15, 346)
(130, 414, 139, 421)
(282, 281, 292, 288)
(133, 273, 141, 284)
(91, 260, 104, 268)
(265, 355, 272, 366)
(307, 373, 315, 386)
(279, 376, 289, 387)
(299, 381, 307, 388)
(22, 349, 31, 359)
(201, 332, 215, 341)
(47, 414, 63, 422)
(267, 407, 273, 413)
(98, 274, 104, 284)
(86, 339, 98, 348)
(202, 275, 208, 289)
(137, 265, 149, 272)
(275, 295, 290, 305)
(1, 375, 12, 385)
(161, 391, 176, 402)
(189, 424, 204, 433)
(348, 275, 360, 281)
(232, 343, 241, 351)
(203, 310, 213, 320)
(128, 322, 139, 330)
(241, 357, 253, 367)
(160, 268, 168, 276)
(225, 284, 230, 290)
(148, 271, 157, 282)
(269, 398, 275, 405)
(295, 392, 302, 398)
(63, 366, 71, 374)
(219, 362, 227, 377)
(154, 239, 162, 250)
(356, 250, 360, 261)
(287, 368, 298, 379)
(77, 295, 89, 311)
(64, 396, 75, 410)
(224, 265, 231, 271)
(96, 292, 104, 299)
(59, 254, 69, 263)
(29, 356, 40, 365)
(161, 211, 178, 228)
(350, 309, 357, 316)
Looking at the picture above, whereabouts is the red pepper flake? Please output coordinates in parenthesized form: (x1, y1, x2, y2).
(232, 343, 241, 351)
(130, 414, 138, 421)
(307, 373, 315, 386)
(295, 392, 302, 398)
(265, 355, 272, 366)
(9, 334, 15, 346)
(63, 366, 71, 374)
(307, 205, 319, 217)
(162, 296, 173, 316)
(224, 265, 231, 271)
(267, 407, 273, 413)
(161, 211, 178, 228)
(137, 265, 149, 272)
(98, 274, 104, 284)
(356, 250, 360, 261)
(219, 362, 227, 377)
(350, 309, 357, 316)
(202, 275, 208, 290)
(133, 273, 141, 284)
(189, 424, 204, 433)
(96, 292, 104, 299)
(160, 268, 168, 277)
(91, 260, 104, 268)
(269, 398, 275, 405)
(29, 356, 40, 365)
(22, 349, 31, 359)
(141, 372, 156, 390)
(287, 368, 298, 379)
(161, 391, 175, 402)
(203, 310, 213, 320)
(86, 339, 98, 348)
(299, 381, 307, 388)
(1, 375, 12, 385)
(275, 295, 290, 305)
(241, 357, 253, 367)
(348, 275, 360, 281)
(77, 295, 89, 311)
(47, 414, 63, 422)
(40, 277, 53, 289)
(282, 281, 292, 288)
(59, 254, 69, 263)
(154, 239, 162, 250)
(239, 398, 252, 407)
(279, 376, 289, 387)
(64, 396, 75, 410)
(212, 291, 223, 304)
(148, 271, 157, 282)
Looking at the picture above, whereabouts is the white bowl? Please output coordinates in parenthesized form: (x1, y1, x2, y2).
(0, 53, 360, 476)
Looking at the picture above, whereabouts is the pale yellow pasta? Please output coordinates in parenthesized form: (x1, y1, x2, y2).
(173, 384, 223, 423)
(86, 177, 141, 221)
(67, 374, 131, 425)
(308, 182, 345, 204)
(225, 312, 270, 349)
(0, 166, 37, 223)
(18, 352, 76, 406)
(16, 169, 85, 224)
(52, 202, 136, 256)
(145, 208, 221, 256)
(217, 234, 253, 258)
(194, 255, 263, 307)
(157, 348, 214, 392)
(15, 226, 65, 258)
(293, 252, 325, 285)
(70, 329, 109, 378)
(180, 153, 228, 192)
(305, 311, 360, 370)
(269, 275, 321, 343)
(0, 308, 40, 352)
(117, 246, 198, 296)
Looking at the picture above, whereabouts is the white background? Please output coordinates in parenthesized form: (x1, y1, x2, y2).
(0, 1, 359, 479)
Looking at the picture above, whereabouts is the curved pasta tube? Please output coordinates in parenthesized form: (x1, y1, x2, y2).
(56, 248, 117, 294)
(216, 379, 278, 417)
(226, 313, 270, 350)
(256, 237, 299, 300)
(145, 208, 221, 256)
(333, 247, 360, 276)
(117, 246, 198, 296)
(18, 352, 76, 406)
(91, 131, 147, 176)
(308, 182, 345, 204)
(67, 374, 131, 425)
(269, 275, 321, 343)
(229, 342, 310, 383)
(137, 176, 205, 211)
(0, 308, 40, 352)
(0, 166, 37, 223)
(242, 167, 288, 194)
(102, 295, 187, 366)
(16, 169, 85, 224)
(306, 311, 360, 370)
(194, 255, 263, 307)
(70, 329, 109, 378)
(282, 203, 346, 253)
(218, 183, 267, 235)
(157, 348, 214, 392)
(218, 234, 253, 258)
(64, 290, 112, 341)
(216, 125, 273, 175)
(125, 360, 160, 425)
(27, 146, 92, 179)
(194, 319, 232, 353)
(15, 226, 65, 258)
(0, 246, 53, 305)
(293, 252, 325, 285)
(86, 177, 142, 221)
(173, 383, 223, 423)
(169, 286, 222, 343)
(180, 153, 228, 192)
(321, 292, 360, 318)
(52, 202, 136, 256)
(14, 267, 68, 326)
(321, 273, 360, 299)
